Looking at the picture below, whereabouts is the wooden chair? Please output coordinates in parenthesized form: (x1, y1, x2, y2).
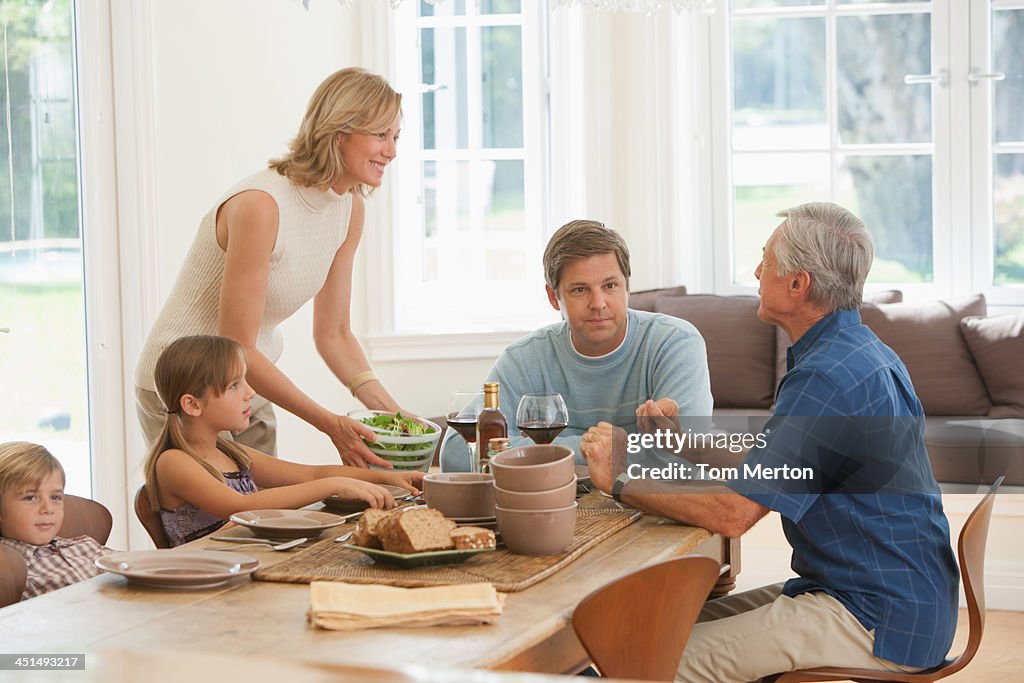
(0, 494, 112, 608)
(572, 554, 722, 681)
(134, 485, 170, 548)
(61, 494, 113, 543)
(772, 476, 1004, 683)
(0, 544, 28, 607)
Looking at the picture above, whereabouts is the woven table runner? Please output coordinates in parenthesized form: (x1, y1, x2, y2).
(254, 507, 642, 592)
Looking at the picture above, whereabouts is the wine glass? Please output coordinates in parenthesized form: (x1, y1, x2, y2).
(516, 393, 569, 444)
(442, 391, 484, 472)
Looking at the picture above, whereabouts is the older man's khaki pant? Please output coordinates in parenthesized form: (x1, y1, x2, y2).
(135, 386, 277, 457)
(676, 583, 923, 683)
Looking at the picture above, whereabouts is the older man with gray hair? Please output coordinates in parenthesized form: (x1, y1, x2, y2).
(581, 202, 958, 682)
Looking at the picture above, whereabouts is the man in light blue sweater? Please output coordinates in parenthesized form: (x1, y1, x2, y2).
(440, 219, 712, 469)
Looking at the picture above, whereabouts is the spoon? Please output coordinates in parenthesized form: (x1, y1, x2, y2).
(334, 531, 353, 543)
(209, 537, 307, 552)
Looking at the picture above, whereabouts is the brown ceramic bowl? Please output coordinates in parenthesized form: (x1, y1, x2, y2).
(495, 502, 578, 556)
(493, 475, 577, 510)
(423, 472, 496, 519)
(490, 444, 575, 492)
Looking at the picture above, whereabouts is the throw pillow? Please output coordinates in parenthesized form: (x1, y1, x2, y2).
(654, 294, 776, 409)
(629, 285, 686, 312)
(860, 294, 990, 416)
(960, 314, 1024, 417)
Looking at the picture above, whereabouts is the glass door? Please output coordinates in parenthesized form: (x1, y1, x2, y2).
(0, 0, 91, 495)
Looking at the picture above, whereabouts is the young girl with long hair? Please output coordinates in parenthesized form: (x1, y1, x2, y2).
(143, 335, 423, 546)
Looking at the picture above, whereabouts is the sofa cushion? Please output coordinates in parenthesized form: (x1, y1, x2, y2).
(629, 286, 686, 312)
(859, 294, 990, 416)
(925, 417, 1024, 485)
(960, 314, 1024, 417)
(774, 290, 905, 397)
(654, 294, 776, 409)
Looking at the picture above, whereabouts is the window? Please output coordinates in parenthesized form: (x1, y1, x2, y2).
(0, 0, 92, 495)
(713, 0, 1024, 306)
(389, 0, 552, 334)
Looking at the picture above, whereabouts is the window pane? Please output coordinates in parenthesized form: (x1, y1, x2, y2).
(423, 160, 471, 241)
(836, 155, 933, 283)
(485, 160, 524, 232)
(485, 248, 526, 281)
(993, 9, 1024, 144)
(421, 26, 468, 150)
(733, 0, 821, 8)
(0, 0, 90, 495)
(480, 0, 520, 14)
(482, 26, 523, 149)
(994, 154, 1024, 285)
(733, 17, 826, 150)
(420, 0, 466, 17)
(732, 153, 830, 285)
(837, 13, 931, 145)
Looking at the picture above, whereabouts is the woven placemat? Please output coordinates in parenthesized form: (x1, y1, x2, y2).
(253, 507, 642, 592)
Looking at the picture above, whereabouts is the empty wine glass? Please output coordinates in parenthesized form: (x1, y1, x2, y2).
(441, 391, 484, 472)
(516, 393, 569, 444)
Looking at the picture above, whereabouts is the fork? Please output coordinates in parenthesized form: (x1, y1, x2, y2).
(209, 537, 307, 551)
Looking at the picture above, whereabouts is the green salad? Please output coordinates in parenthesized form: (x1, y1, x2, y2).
(360, 412, 436, 452)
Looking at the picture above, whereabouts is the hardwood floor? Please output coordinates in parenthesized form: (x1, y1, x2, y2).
(940, 609, 1022, 682)
(822, 609, 1023, 682)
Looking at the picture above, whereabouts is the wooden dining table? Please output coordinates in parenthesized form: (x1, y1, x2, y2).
(0, 493, 737, 677)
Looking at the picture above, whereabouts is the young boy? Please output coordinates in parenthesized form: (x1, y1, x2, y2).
(0, 441, 112, 600)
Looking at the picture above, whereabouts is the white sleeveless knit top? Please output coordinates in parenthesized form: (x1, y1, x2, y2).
(134, 168, 352, 391)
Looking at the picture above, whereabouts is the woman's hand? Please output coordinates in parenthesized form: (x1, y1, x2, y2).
(323, 415, 392, 468)
(374, 469, 425, 496)
(329, 478, 397, 509)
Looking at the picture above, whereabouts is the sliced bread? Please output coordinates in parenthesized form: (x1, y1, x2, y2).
(450, 526, 496, 550)
(378, 508, 455, 554)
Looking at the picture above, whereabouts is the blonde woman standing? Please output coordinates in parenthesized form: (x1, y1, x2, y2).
(136, 68, 401, 467)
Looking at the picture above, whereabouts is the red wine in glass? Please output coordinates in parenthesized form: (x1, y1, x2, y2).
(447, 417, 479, 443)
(516, 393, 569, 445)
(518, 421, 568, 445)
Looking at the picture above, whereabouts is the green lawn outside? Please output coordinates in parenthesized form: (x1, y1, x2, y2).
(0, 283, 89, 441)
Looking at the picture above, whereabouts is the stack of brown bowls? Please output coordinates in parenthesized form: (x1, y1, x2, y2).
(491, 444, 578, 555)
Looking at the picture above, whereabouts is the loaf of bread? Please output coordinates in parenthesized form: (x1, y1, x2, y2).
(377, 508, 455, 554)
(352, 508, 391, 549)
(450, 526, 496, 550)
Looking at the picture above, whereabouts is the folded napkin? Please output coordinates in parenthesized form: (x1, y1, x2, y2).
(308, 581, 505, 631)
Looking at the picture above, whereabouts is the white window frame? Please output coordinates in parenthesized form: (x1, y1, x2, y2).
(75, 0, 163, 548)
(705, 0, 1024, 309)
(365, 0, 555, 360)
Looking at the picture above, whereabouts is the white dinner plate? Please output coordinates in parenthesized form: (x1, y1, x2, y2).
(229, 509, 344, 540)
(96, 550, 259, 589)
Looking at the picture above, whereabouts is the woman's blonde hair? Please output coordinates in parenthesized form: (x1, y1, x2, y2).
(269, 67, 402, 197)
(143, 336, 253, 510)
(0, 441, 64, 497)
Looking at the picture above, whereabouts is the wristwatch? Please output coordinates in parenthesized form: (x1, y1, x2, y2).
(612, 471, 631, 503)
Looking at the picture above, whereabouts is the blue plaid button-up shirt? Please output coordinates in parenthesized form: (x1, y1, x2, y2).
(729, 309, 959, 668)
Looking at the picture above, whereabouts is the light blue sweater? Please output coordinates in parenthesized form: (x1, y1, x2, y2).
(440, 309, 713, 470)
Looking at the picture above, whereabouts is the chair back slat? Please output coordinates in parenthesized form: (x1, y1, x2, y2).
(135, 485, 170, 548)
(60, 495, 113, 544)
(572, 555, 721, 681)
(0, 545, 28, 608)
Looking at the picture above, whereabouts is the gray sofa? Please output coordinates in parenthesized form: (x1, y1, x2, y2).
(629, 287, 1024, 487)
